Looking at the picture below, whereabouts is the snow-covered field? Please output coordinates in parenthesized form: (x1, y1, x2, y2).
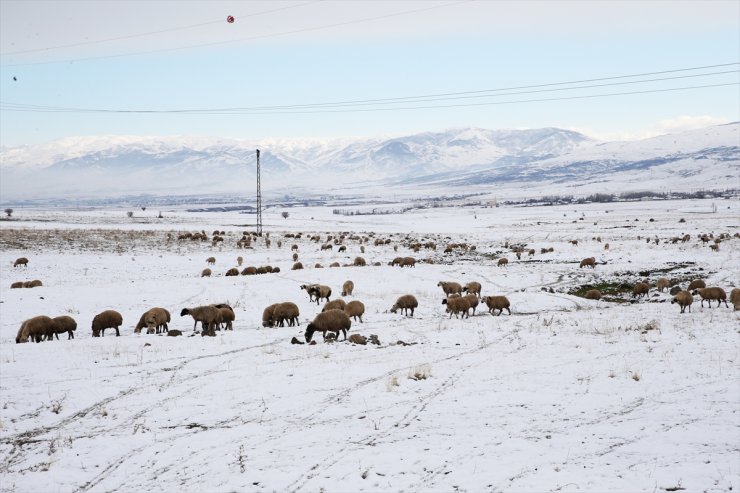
(0, 198, 738, 492)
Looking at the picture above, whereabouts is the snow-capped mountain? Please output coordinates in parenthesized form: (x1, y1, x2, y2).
(0, 124, 737, 201)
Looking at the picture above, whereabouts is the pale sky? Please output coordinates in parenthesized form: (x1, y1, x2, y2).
(0, 0, 738, 145)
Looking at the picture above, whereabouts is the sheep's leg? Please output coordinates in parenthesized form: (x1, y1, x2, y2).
(722, 299, 729, 308)
(359, 315, 363, 323)
(342, 329, 347, 341)
(115, 326, 120, 336)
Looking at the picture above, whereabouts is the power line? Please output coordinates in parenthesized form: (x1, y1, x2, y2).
(0, 1, 322, 56)
(0, 1, 470, 67)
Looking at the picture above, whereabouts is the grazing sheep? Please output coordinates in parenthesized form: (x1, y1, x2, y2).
(656, 277, 670, 293)
(13, 257, 28, 268)
(206, 257, 216, 265)
(463, 281, 482, 298)
(134, 307, 170, 334)
(92, 310, 123, 337)
(292, 262, 304, 270)
(344, 300, 365, 323)
(49, 315, 77, 340)
(579, 257, 596, 268)
(323, 299, 347, 312)
(308, 284, 332, 305)
(321, 244, 333, 251)
(604, 243, 610, 250)
(273, 302, 300, 327)
(353, 257, 366, 267)
(342, 280, 354, 297)
(201, 268, 212, 277)
(300, 284, 320, 302)
(330, 262, 341, 268)
(180, 306, 221, 335)
(217, 306, 235, 330)
(687, 279, 706, 291)
(23, 280, 43, 288)
(305, 309, 352, 342)
(225, 267, 239, 277)
(390, 294, 418, 317)
(692, 287, 729, 308)
(632, 282, 649, 299)
(482, 296, 511, 316)
(570, 240, 578, 246)
(273, 267, 281, 273)
(242, 266, 257, 276)
(401, 257, 416, 268)
(16, 316, 58, 343)
(584, 289, 602, 300)
(729, 288, 740, 311)
(292, 253, 299, 262)
(442, 296, 470, 319)
(262, 303, 279, 327)
(10, 281, 24, 289)
(497, 258, 509, 267)
(348, 334, 367, 345)
(437, 281, 463, 297)
(237, 256, 243, 266)
(671, 290, 694, 313)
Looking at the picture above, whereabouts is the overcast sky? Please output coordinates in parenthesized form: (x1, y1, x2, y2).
(1, 0, 738, 145)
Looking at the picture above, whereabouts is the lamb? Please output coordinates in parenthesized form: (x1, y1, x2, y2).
(201, 268, 212, 277)
(482, 296, 511, 316)
(729, 288, 740, 311)
(687, 279, 706, 291)
(390, 294, 418, 317)
(344, 300, 365, 323)
(134, 307, 170, 334)
(49, 315, 77, 340)
(272, 302, 300, 327)
(307, 284, 332, 305)
(300, 284, 320, 302)
(584, 289, 602, 300)
(463, 281, 482, 298)
(225, 267, 240, 276)
(632, 282, 649, 299)
(16, 316, 58, 343)
(671, 290, 694, 313)
(10, 281, 24, 289)
(342, 280, 354, 296)
(305, 309, 352, 343)
(13, 257, 28, 268)
(180, 305, 221, 335)
(437, 281, 463, 297)
(262, 303, 279, 327)
(92, 310, 123, 337)
(442, 296, 470, 319)
(24, 280, 42, 288)
(656, 277, 670, 293)
(579, 257, 596, 268)
(206, 257, 216, 265)
(322, 299, 347, 312)
(692, 287, 729, 308)
(497, 258, 509, 267)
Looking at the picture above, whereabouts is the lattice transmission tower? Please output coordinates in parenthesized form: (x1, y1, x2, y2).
(256, 148, 263, 236)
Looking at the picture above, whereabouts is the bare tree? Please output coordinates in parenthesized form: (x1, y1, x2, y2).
(127, 211, 134, 218)
(4, 208, 12, 217)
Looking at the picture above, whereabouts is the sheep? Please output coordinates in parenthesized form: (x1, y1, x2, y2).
(217, 306, 235, 330)
(442, 296, 470, 319)
(463, 293, 479, 315)
(308, 284, 332, 305)
(390, 294, 418, 317)
(463, 281, 482, 298)
(92, 310, 123, 337)
(579, 257, 596, 268)
(134, 307, 170, 334)
(237, 256, 243, 266)
(632, 282, 649, 299)
(437, 281, 463, 297)
(482, 296, 511, 316)
(570, 240, 578, 246)
(291, 244, 299, 251)
(180, 306, 221, 335)
(292, 262, 304, 270)
(729, 288, 740, 311)
(344, 300, 365, 323)
(22, 280, 42, 288)
(272, 267, 280, 273)
(330, 262, 341, 268)
(671, 291, 694, 313)
(273, 302, 300, 327)
(348, 334, 367, 345)
(305, 309, 352, 343)
(10, 281, 24, 289)
(242, 266, 257, 276)
(225, 267, 240, 277)
(342, 280, 354, 297)
(584, 289, 602, 300)
(353, 257, 366, 267)
(262, 303, 279, 327)
(401, 257, 416, 268)
(656, 277, 670, 293)
(692, 287, 729, 308)
(16, 316, 58, 343)
(300, 284, 320, 302)
(49, 315, 77, 340)
(201, 268, 212, 277)
(322, 299, 347, 312)
(497, 258, 509, 267)
(206, 257, 216, 265)
(13, 257, 28, 268)
(687, 279, 706, 291)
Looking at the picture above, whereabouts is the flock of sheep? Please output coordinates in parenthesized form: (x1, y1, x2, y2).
(10, 225, 740, 345)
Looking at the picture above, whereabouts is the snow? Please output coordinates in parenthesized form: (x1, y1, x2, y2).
(0, 198, 738, 492)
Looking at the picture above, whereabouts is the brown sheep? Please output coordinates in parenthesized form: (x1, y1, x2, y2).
(13, 257, 28, 268)
(330, 262, 341, 268)
(584, 289, 602, 300)
(342, 280, 354, 297)
(401, 257, 416, 268)
(16, 316, 58, 343)
(353, 257, 367, 267)
(273, 302, 300, 327)
(92, 310, 123, 337)
(692, 287, 729, 308)
(632, 282, 649, 299)
(307, 284, 331, 305)
(604, 243, 610, 250)
(656, 277, 669, 293)
(262, 303, 279, 327)
(579, 257, 596, 268)
(225, 267, 240, 277)
(134, 307, 170, 334)
(497, 258, 509, 267)
(217, 306, 235, 330)
(293, 253, 299, 262)
(687, 279, 706, 291)
(201, 268, 212, 277)
(482, 296, 511, 316)
(180, 306, 221, 335)
(463, 293, 479, 315)
(344, 300, 365, 323)
(437, 281, 463, 297)
(237, 256, 243, 266)
(305, 309, 351, 342)
(49, 315, 77, 340)
(242, 266, 257, 276)
(23, 280, 42, 288)
(292, 262, 304, 270)
(671, 291, 694, 313)
(206, 257, 216, 265)
(729, 288, 740, 311)
(348, 334, 367, 345)
(463, 281, 482, 298)
(442, 296, 470, 319)
(10, 281, 24, 289)
(391, 294, 418, 317)
(323, 299, 347, 312)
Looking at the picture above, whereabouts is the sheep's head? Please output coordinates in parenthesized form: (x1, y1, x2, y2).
(390, 304, 399, 313)
(180, 308, 190, 317)
(441, 299, 448, 305)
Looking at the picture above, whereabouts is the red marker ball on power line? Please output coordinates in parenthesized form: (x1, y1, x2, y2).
(227, 15, 235, 23)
